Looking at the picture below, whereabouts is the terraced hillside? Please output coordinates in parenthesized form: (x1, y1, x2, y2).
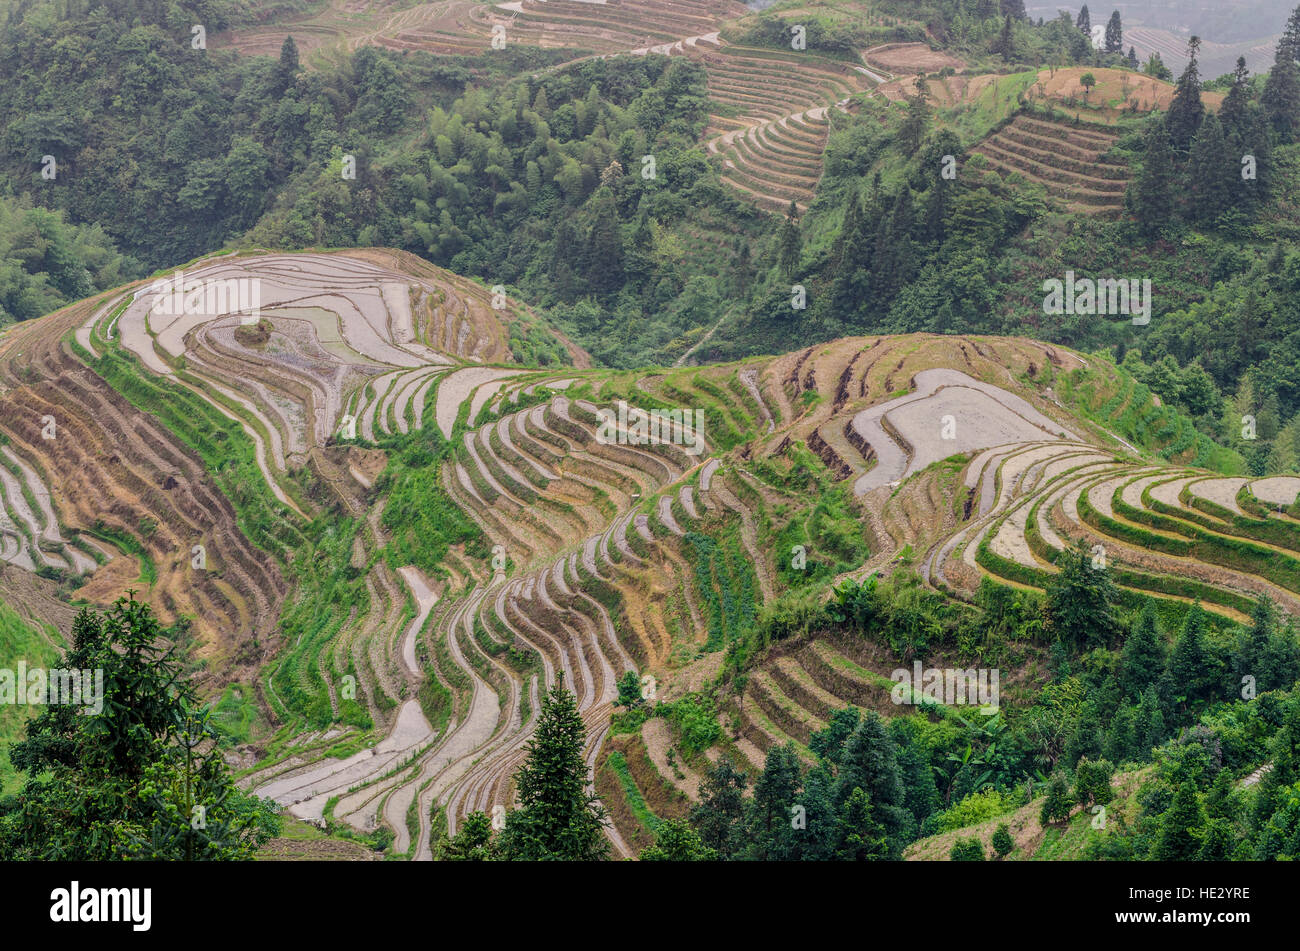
(215, 0, 750, 62)
(215, 0, 874, 215)
(970, 114, 1130, 216)
(700, 45, 871, 211)
(5, 251, 1288, 859)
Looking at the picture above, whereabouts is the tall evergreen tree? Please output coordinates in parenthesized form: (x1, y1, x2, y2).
(1076, 4, 1091, 35)
(1186, 113, 1231, 222)
(1165, 36, 1205, 152)
(1121, 603, 1166, 698)
(1152, 782, 1205, 859)
(1044, 538, 1120, 649)
(777, 200, 801, 282)
(1166, 604, 1216, 710)
(1129, 121, 1175, 233)
(690, 758, 748, 859)
(1263, 43, 1300, 141)
(1104, 10, 1122, 53)
(497, 681, 609, 860)
(1127, 46, 1140, 69)
(835, 712, 912, 854)
(835, 787, 889, 861)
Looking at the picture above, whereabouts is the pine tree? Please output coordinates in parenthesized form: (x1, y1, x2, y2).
(1104, 10, 1122, 53)
(1040, 772, 1073, 826)
(746, 743, 803, 860)
(992, 823, 1014, 858)
(1076, 4, 1091, 35)
(1166, 604, 1215, 710)
(1065, 702, 1104, 767)
(994, 14, 1015, 62)
(640, 817, 717, 860)
(277, 36, 300, 90)
(1121, 603, 1165, 698)
(1152, 782, 1205, 859)
(1219, 58, 1253, 146)
(1135, 685, 1166, 757)
(1166, 36, 1205, 152)
(950, 837, 986, 860)
(497, 681, 609, 860)
(1104, 705, 1138, 763)
(1128, 121, 1174, 234)
(1045, 537, 1120, 649)
(1127, 46, 1139, 69)
(836, 787, 890, 860)
(1186, 113, 1231, 222)
(777, 200, 801, 282)
(835, 711, 912, 854)
(690, 758, 748, 859)
(1263, 44, 1300, 141)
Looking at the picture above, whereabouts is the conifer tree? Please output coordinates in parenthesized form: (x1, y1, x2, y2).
(1186, 113, 1231, 222)
(1166, 36, 1205, 151)
(1129, 121, 1175, 233)
(1121, 603, 1165, 698)
(1104, 11, 1122, 53)
(497, 681, 609, 860)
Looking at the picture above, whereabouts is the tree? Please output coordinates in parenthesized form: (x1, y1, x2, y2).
(1219, 58, 1253, 146)
(992, 823, 1014, 858)
(616, 670, 643, 709)
(1076, 4, 1091, 35)
(1104, 11, 1122, 53)
(1127, 46, 1139, 70)
(1152, 782, 1205, 860)
(1165, 36, 1205, 152)
(1187, 113, 1231, 222)
(1263, 43, 1300, 141)
(835, 711, 913, 854)
(746, 743, 803, 860)
(777, 200, 801, 282)
(1144, 52, 1172, 81)
(1166, 604, 1217, 710)
(1080, 72, 1097, 102)
(496, 681, 609, 860)
(690, 758, 748, 859)
(1, 597, 279, 860)
(950, 837, 986, 860)
(444, 811, 496, 860)
(640, 817, 717, 860)
(1074, 757, 1115, 807)
(1135, 685, 1167, 757)
(1040, 773, 1073, 826)
(836, 787, 890, 860)
(1121, 603, 1165, 698)
(900, 80, 931, 153)
(277, 35, 300, 90)
(1128, 120, 1175, 234)
(993, 14, 1015, 62)
(1044, 538, 1120, 649)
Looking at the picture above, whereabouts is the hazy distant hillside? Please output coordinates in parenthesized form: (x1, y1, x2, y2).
(1027, 1, 1285, 75)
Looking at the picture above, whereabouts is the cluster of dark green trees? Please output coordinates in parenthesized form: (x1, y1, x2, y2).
(630, 539, 1299, 860)
(0, 594, 280, 859)
(1127, 31, 1292, 233)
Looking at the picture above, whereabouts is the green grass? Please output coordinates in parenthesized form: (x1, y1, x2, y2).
(606, 750, 662, 835)
(0, 599, 64, 794)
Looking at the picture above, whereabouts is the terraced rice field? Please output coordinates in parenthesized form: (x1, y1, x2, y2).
(6, 254, 1277, 861)
(970, 114, 1130, 216)
(698, 46, 872, 211)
